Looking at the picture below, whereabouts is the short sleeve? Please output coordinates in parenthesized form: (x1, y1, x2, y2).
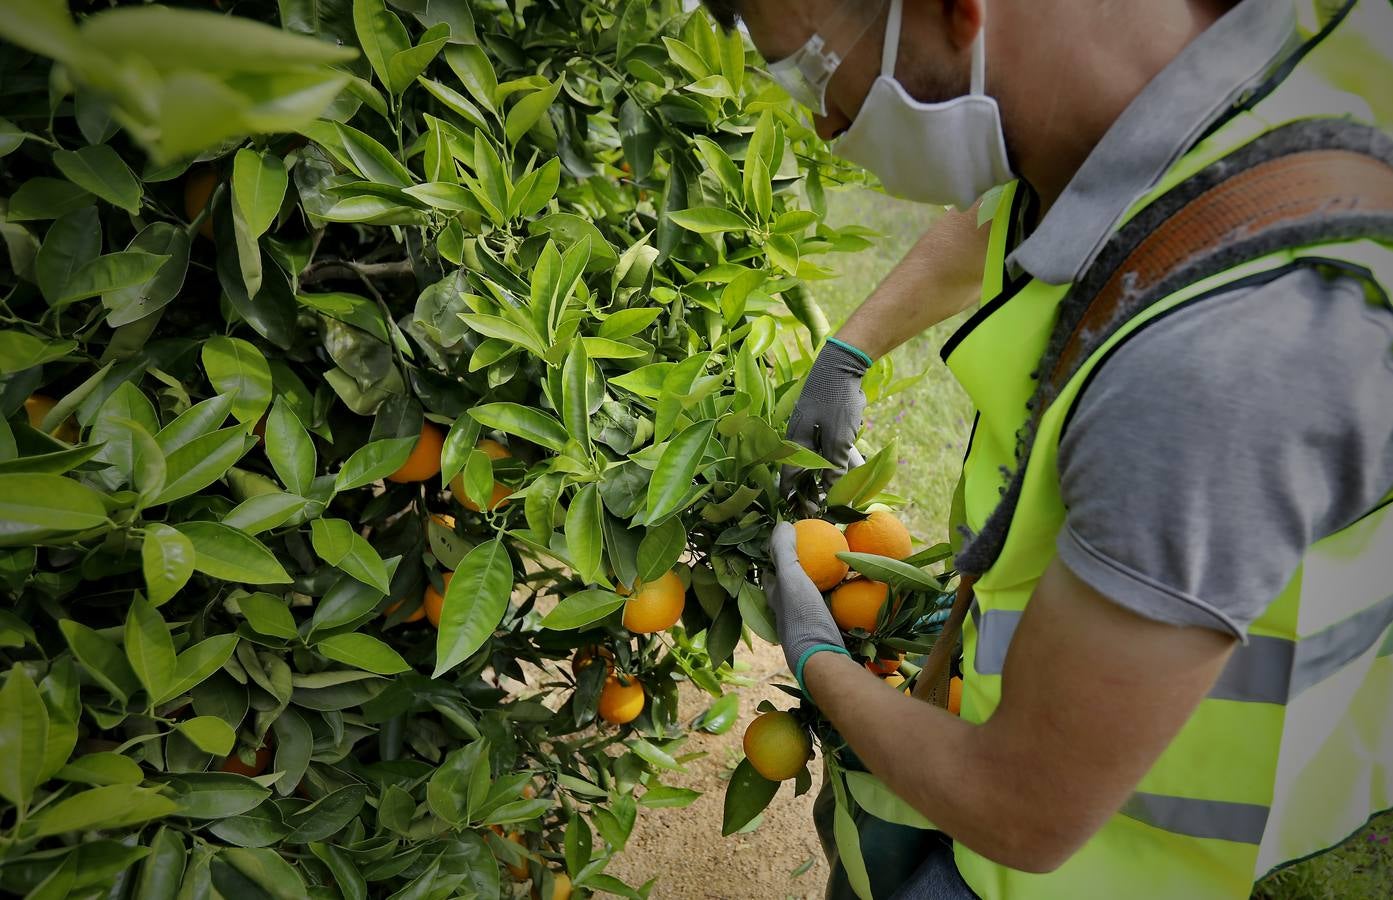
(1056, 267, 1393, 639)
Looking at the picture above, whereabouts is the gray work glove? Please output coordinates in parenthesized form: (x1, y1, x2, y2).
(782, 340, 870, 502)
(768, 522, 850, 692)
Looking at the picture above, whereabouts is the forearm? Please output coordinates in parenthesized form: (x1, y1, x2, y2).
(802, 652, 1057, 872)
(834, 205, 991, 361)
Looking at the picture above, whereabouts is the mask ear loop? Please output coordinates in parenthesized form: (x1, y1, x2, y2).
(882, 0, 905, 78)
(970, 1, 988, 95)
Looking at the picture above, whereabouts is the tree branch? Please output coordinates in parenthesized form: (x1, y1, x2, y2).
(299, 259, 415, 286)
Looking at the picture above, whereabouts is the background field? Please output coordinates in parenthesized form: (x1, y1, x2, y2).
(610, 188, 1390, 898)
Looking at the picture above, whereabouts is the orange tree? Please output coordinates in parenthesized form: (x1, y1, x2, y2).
(0, 0, 908, 896)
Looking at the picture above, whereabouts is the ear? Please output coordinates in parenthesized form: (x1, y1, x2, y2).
(940, 0, 985, 51)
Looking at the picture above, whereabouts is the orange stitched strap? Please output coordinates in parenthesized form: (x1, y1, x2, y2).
(1049, 150, 1393, 390)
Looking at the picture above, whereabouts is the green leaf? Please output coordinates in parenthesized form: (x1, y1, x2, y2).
(308, 566, 396, 636)
(694, 693, 740, 734)
(0, 0, 82, 63)
(561, 340, 591, 448)
(283, 784, 368, 844)
(645, 420, 714, 522)
(223, 492, 306, 534)
(539, 588, 624, 631)
(155, 394, 233, 455)
(30, 784, 179, 838)
(439, 414, 481, 491)
(334, 436, 416, 490)
(237, 593, 298, 640)
(640, 784, 701, 808)
(564, 484, 604, 585)
(202, 336, 273, 425)
(59, 620, 140, 703)
(722, 758, 778, 836)
(175, 521, 292, 584)
(0, 665, 49, 814)
(836, 552, 942, 593)
(56, 251, 169, 307)
(5, 177, 92, 221)
(141, 523, 195, 607)
(104, 223, 191, 327)
(310, 518, 391, 593)
(505, 77, 563, 145)
(55, 751, 143, 787)
(353, 0, 411, 91)
(0, 330, 78, 375)
(458, 313, 546, 357)
(667, 207, 749, 234)
(403, 181, 484, 212)
(52, 144, 142, 214)
(159, 634, 239, 702)
(264, 396, 315, 495)
(166, 774, 270, 820)
(232, 149, 288, 239)
(125, 596, 176, 701)
(315, 634, 410, 675)
(36, 205, 100, 306)
(0, 473, 108, 546)
(135, 828, 186, 900)
(468, 403, 568, 452)
(434, 540, 513, 677)
(833, 778, 873, 899)
(844, 771, 936, 829)
(826, 440, 899, 508)
(332, 121, 413, 187)
(737, 582, 779, 644)
(153, 426, 250, 505)
(387, 24, 450, 96)
(176, 716, 237, 756)
(637, 518, 686, 585)
(417, 77, 490, 130)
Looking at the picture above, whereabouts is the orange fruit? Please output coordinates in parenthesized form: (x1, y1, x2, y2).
(572, 645, 615, 676)
(387, 421, 445, 483)
(844, 510, 913, 561)
(184, 166, 217, 240)
(598, 675, 645, 725)
(506, 832, 530, 880)
(948, 676, 963, 716)
(792, 519, 849, 590)
(829, 579, 889, 632)
(25, 394, 79, 443)
(424, 572, 452, 627)
(384, 597, 426, 623)
(532, 872, 571, 900)
(220, 743, 272, 777)
(450, 440, 514, 511)
(621, 570, 685, 634)
(884, 673, 907, 691)
(743, 711, 811, 781)
(430, 513, 456, 530)
(476, 438, 511, 460)
(865, 654, 903, 676)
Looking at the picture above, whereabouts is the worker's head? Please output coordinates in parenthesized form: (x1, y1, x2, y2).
(701, 0, 1012, 209)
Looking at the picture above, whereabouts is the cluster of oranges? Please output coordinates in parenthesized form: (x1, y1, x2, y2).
(792, 509, 912, 632)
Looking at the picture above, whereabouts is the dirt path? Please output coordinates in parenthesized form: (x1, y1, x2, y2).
(605, 638, 830, 899)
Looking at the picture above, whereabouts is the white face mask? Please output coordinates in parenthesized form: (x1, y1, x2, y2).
(835, 0, 1015, 210)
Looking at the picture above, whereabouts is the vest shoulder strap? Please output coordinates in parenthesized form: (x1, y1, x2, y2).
(956, 118, 1393, 577)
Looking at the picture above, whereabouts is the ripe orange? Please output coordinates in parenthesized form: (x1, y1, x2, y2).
(506, 831, 529, 880)
(572, 645, 615, 676)
(431, 513, 456, 530)
(532, 872, 571, 900)
(743, 711, 811, 781)
(792, 519, 849, 591)
(865, 653, 903, 676)
(184, 166, 217, 240)
(883, 673, 907, 691)
(220, 743, 272, 777)
(388, 421, 445, 483)
(948, 676, 963, 716)
(384, 597, 426, 623)
(424, 572, 453, 627)
(621, 570, 685, 633)
(24, 394, 79, 443)
(845, 510, 913, 561)
(829, 579, 889, 632)
(598, 675, 645, 725)
(476, 438, 511, 460)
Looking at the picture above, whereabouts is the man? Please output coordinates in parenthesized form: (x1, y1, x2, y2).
(699, 0, 1393, 897)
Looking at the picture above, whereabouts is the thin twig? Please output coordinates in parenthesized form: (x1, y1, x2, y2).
(299, 259, 415, 286)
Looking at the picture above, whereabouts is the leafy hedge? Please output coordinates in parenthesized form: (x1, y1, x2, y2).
(0, 0, 925, 896)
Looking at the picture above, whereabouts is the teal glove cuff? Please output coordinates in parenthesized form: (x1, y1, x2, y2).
(795, 644, 853, 696)
(826, 337, 873, 369)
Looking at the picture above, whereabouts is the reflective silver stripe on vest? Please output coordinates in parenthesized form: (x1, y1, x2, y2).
(970, 594, 1393, 704)
(1121, 792, 1270, 845)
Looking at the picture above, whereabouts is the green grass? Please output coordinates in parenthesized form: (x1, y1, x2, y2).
(811, 187, 1393, 897)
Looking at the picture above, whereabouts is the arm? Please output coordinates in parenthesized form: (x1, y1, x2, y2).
(833, 205, 991, 361)
(802, 558, 1235, 873)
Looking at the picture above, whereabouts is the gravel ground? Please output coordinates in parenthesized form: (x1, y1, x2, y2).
(604, 638, 830, 900)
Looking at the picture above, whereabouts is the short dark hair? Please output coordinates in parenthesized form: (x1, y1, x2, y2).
(699, 0, 740, 30)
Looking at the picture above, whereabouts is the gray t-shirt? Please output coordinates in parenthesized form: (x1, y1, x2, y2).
(1056, 267, 1393, 639)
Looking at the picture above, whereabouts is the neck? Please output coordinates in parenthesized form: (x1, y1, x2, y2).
(995, 1, 1229, 212)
